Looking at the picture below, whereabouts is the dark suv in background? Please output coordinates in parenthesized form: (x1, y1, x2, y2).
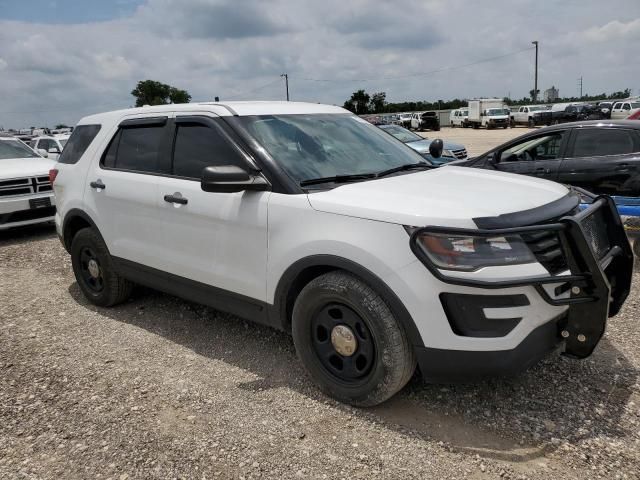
(452, 120, 640, 196)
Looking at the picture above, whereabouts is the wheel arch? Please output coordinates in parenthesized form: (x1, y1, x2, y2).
(270, 255, 424, 348)
(61, 209, 102, 253)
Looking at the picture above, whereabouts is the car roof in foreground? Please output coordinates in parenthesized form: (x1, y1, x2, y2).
(78, 101, 350, 125)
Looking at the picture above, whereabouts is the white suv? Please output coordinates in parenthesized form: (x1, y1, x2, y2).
(0, 135, 56, 229)
(53, 102, 633, 406)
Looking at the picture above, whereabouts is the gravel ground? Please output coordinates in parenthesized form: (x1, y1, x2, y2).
(419, 126, 537, 157)
(1, 224, 639, 480)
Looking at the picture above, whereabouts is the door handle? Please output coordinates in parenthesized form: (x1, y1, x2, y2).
(615, 163, 629, 171)
(164, 194, 188, 205)
(89, 180, 105, 190)
(534, 167, 550, 174)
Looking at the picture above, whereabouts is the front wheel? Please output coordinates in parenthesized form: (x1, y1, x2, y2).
(292, 271, 416, 407)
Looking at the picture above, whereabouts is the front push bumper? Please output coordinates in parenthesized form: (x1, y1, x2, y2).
(409, 195, 634, 366)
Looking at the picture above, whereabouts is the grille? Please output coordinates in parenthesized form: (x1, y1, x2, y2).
(581, 208, 610, 260)
(521, 230, 567, 274)
(0, 176, 51, 197)
(451, 148, 468, 159)
(0, 206, 56, 225)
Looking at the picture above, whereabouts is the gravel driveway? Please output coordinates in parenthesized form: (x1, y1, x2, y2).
(1, 225, 639, 479)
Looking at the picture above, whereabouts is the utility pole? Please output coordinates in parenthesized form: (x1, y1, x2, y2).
(280, 73, 289, 101)
(531, 41, 539, 103)
(578, 77, 583, 98)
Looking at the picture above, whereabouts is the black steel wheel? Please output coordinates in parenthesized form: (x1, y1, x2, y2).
(71, 228, 133, 307)
(292, 271, 416, 407)
(78, 246, 104, 293)
(310, 303, 375, 381)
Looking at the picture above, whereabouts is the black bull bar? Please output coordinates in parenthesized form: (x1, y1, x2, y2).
(409, 195, 634, 359)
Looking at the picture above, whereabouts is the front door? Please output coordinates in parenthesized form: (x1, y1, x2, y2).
(492, 130, 569, 182)
(156, 114, 269, 303)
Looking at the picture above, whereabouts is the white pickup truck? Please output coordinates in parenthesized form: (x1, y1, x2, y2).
(510, 105, 553, 127)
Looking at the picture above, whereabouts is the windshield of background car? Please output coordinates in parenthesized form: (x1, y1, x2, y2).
(529, 106, 544, 111)
(380, 125, 422, 143)
(462, 110, 469, 115)
(0, 139, 39, 159)
(239, 114, 428, 182)
(487, 108, 508, 116)
(632, 102, 640, 109)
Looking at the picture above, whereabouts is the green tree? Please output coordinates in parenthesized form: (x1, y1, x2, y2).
(369, 92, 387, 113)
(343, 89, 371, 114)
(131, 80, 191, 107)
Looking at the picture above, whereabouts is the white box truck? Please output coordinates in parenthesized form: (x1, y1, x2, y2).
(468, 99, 510, 129)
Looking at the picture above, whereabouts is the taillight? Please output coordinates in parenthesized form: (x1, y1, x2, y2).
(49, 169, 58, 184)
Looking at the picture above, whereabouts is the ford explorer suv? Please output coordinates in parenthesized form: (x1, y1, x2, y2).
(52, 102, 633, 407)
(0, 134, 56, 229)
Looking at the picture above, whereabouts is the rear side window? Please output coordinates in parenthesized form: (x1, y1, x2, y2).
(103, 125, 165, 173)
(572, 129, 638, 158)
(58, 125, 101, 164)
(172, 123, 246, 178)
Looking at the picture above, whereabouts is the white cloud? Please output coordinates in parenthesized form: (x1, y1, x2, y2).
(0, 0, 638, 128)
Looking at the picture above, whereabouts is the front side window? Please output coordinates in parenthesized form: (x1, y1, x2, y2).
(58, 124, 101, 164)
(0, 139, 39, 159)
(172, 122, 246, 178)
(500, 132, 566, 162)
(238, 114, 427, 183)
(623, 103, 631, 111)
(613, 102, 623, 109)
(572, 129, 637, 158)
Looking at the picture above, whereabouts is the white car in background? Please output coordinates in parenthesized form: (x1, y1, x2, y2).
(31, 134, 70, 161)
(450, 108, 469, 127)
(0, 135, 56, 229)
(611, 101, 640, 120)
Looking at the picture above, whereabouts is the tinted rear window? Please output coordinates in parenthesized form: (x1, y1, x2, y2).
(107, 126, 165, 173)
(572, 129, 638, 158)
(57, 125, 101, 164)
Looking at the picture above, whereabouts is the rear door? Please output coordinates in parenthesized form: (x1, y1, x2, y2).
(156, 114, 269, 302)
(557, 127, 640, 195)
(85, 116, 170, 269)
(492, 130, 569, 181)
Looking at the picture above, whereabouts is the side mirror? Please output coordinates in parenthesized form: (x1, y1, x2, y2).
(201, 165, 270, 193)
(428, 139, 444, 159)
(37, 149, 48, 158)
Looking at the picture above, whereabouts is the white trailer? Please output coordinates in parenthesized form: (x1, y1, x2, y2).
(467, 99, 509, 129)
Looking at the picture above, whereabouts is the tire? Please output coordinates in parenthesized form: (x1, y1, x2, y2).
(634, 239, 640, 258)
(528, 118, 534, 128)
(292, 271, 416, 407)
(450, 122, 454, 128)
(70, 228, 133, 307)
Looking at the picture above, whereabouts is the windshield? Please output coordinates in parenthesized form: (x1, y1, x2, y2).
(487, 108, 508, 116)
(238, 114, 429, 184)
(379, 125, 423, 143)
(0, 139, 39, 159)
(528, 106, 544, 112)
(631, 102, 640, 109)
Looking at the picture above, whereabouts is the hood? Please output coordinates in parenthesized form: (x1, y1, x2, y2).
(406, 138, 466, 154)
(0, 157, 56, 179)
(307, 166, 569, 228)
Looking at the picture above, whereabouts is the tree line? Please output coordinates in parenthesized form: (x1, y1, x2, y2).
(343, 88, 633, 114)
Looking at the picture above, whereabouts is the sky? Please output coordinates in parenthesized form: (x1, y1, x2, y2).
(0, 0, 639, 128)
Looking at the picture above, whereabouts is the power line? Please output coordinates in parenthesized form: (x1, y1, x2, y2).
(226, 77, 283, 100)
(295, 46, 535, 83)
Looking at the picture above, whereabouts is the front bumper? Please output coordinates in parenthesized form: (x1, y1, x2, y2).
(0, 193, 56, 230)
(409, 195, 633, 361)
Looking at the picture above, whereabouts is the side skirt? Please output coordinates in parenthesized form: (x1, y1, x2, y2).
(112, 257, 277, 329)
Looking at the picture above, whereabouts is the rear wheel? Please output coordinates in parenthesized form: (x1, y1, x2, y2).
(71, 228, 133, 307)
(528, 118, 534, 128)
(292, 271, 415, 407)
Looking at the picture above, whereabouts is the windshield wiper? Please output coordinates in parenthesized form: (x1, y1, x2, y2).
(299, 173, 377, 187)
(374, 162, 433, 178)
(299, 162, 432, 187)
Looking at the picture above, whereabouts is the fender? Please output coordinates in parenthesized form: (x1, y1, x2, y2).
(60, 208, 103, 252)
(269, 254, 425, 348)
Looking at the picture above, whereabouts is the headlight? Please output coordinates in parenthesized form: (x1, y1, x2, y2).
(442, 149, 455, 158)
(407, 228, 535, 271)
